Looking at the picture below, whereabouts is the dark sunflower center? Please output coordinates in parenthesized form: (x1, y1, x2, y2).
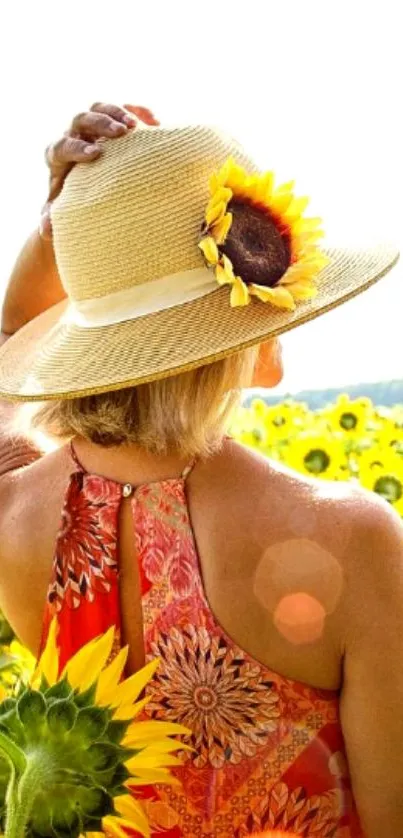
(340, 412, 358, 430)
(304, 449, 331, 474)
(374, 475, 402, 504)
(220, 200, 291, 287)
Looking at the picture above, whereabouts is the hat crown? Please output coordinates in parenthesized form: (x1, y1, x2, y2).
(51, 123, 257, 302)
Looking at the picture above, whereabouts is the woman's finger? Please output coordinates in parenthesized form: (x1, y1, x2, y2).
(90, 102, 137, 127)
(70, 110, 130, 140)
(45, 138, 101, 204)
(46, 136, 101, 170)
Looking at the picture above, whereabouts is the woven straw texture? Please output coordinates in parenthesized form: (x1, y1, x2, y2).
(0, 124, 399, 401)
(52, 124, 258, 300)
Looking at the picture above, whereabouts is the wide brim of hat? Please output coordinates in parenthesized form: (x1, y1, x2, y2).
(0, 243, 399, 401)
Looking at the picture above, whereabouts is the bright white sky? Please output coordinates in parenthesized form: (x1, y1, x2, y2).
(0, 0, 401, 395)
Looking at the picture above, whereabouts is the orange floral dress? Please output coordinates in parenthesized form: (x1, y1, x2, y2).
(40, 444, 364, 837)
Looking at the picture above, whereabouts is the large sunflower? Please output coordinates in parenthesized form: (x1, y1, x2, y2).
(283, 431, 347, 480)
(198, 157, 329, 309)
(0, 620, 191, 838)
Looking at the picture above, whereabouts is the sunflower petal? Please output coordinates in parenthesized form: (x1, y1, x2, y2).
(209, 172, 220, 194)
(212, 212, 232, 244)
(33, 617, 59, 687)
(207, 186, 232, 212)
(103, 814, 149, 838)
(215, 265, 231, 286)
(249, 284, 296, 310)
(291, 243, 326, 264)
(198, 236, 219, 265)
(243, 174, 262, 201)
(206, 200, 226, 227)
(255, 171, 275, 202)
(126, 750, 183, 771)
(113, 795, 150, 838)
(297, 252, 330, 273)
(274, 179, 295, 194)
(125, 768, 182, 787)
(269, 192, 293, 215)
(215, 252, 238, 286)
(112, 695, 151, 721)
(284, 195, 310, 221)
(136, 739, 194, 754)
(279, 261, 320, 284)
(230, 277, 251, 307)
(109, 658, 160, 709)
(287, 281, 318, 301)
(277, 263, 311, 285)
(292, 216, 323, 234)
(222, 253, 235, 277)
(293, 229, 325, 248)
(226, 163, 248, 192)
(216, 157, 236, 188)
(124, 720, 192, 746)
(61, 626, 115, 692)
(95, 646, 129, 705)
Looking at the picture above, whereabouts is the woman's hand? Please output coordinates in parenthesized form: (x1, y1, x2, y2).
(1, 103, 159, 339)
(40, 103, 159, 238)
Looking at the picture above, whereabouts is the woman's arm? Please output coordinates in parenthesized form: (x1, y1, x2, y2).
(0, 102, 158, 475)
(0, 233, 64, 471)
(0, 231, 64, 341)
(340, 494, 403, 837)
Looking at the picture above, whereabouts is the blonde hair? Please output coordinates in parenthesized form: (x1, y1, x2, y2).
(24, 348, 258, 458)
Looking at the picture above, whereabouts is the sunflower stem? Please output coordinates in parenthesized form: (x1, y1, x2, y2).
(3, 755, 54, 838)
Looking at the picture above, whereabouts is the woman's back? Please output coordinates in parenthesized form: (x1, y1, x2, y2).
(0, 436, 365, 835)
(1, 435, 348, 685)
(0, 102, 402, 837)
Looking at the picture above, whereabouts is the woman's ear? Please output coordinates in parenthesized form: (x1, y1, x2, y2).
(251, 339, 283, 388)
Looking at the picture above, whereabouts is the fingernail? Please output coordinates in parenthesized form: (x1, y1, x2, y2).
(110, 123, 126, 134)
(84, 144, 99, 155)
(123, 114, 136, 127)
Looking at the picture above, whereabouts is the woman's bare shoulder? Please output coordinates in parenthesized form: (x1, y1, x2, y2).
(0, 444, 70, 560)
(204, 437, 393, 550)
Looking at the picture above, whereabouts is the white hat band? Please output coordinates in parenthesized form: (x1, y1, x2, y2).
(62, 267, 218, 328)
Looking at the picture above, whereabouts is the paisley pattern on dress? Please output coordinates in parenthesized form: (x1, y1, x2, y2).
(135, 482, 198, 598)
(40, 454, 364, 837)
(48, 472, 121, 611)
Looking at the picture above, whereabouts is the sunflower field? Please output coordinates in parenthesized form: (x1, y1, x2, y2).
(230, 393, 403, 514)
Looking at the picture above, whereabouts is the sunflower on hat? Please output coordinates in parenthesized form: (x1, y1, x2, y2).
(198, 157, 330, 310)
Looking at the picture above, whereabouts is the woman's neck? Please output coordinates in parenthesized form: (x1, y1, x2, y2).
(71, 435, 194, 485)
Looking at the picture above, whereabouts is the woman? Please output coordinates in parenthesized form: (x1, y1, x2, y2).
(0, 102, 401, 838)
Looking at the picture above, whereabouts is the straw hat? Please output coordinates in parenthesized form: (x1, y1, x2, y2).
(0, 122, 398, 401)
